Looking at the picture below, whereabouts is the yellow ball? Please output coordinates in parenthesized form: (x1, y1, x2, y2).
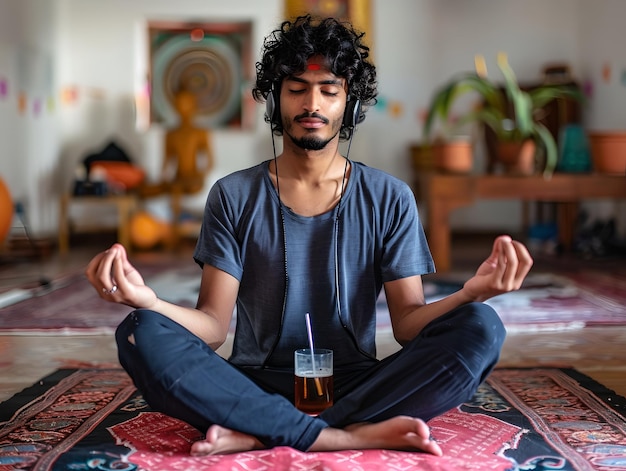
(129, 211, 166, 250)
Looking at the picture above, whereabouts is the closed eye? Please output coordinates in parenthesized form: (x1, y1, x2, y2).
(288, 89, 340, 96)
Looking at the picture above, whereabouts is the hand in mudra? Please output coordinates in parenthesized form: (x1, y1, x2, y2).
(86, 243, 158, 310)
(462, 235, 533, 302)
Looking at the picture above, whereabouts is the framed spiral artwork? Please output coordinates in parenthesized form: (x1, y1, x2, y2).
(148, 21, 253, 129)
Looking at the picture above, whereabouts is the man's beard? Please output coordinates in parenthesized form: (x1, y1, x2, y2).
(289, 134, 334, 150)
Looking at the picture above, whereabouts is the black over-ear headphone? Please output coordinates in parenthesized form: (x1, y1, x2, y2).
(343, 97, 361, 130)
(265, 86, 361, 130)
(265, 87, 280, 125)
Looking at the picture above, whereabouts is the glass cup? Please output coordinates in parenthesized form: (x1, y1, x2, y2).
(294, 348, 333, 415)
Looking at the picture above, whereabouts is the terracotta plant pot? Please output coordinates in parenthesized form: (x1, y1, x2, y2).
(433, 139, 473, 174)
(588, 131, 626, 175)
(497, 140, 536, 176)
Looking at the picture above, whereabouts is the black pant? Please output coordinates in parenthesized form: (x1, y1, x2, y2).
(116, 302, 505, 451)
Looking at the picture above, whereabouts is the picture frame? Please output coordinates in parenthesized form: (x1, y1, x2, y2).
(146, 20, 253, 130)
(284, 0, 372, 48)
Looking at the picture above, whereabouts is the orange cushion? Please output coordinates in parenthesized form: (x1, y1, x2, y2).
(91, 162, 145, 190)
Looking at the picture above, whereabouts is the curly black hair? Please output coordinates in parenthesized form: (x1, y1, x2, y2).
(252, 15, 377, 139)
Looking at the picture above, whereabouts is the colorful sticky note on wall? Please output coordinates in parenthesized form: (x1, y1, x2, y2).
(18, 92, 27, 113)
(389, 101, 403, 118)
(374, 95, 387, 110)
(0, 78, 7, 98)
(33, 98, 41, 117)
(418, 108, 427, 124)
(602, 62, 611, 83)
(61, 86, 78, 105)
(583, 80, 594, 98)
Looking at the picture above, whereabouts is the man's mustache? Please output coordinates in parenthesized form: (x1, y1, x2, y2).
(294, 112, 329, 124)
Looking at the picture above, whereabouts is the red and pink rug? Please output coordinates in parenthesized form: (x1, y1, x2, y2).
(1, 367, 625, 470)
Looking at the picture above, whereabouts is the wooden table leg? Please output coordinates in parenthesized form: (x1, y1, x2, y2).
(427, 199, 454, 272)
(421, 176, 475, 273)
(557, 202, 579, 251)
(117, 195, 137, 253)
(168, 190, 182, 250)
(58, 194, 69, 255)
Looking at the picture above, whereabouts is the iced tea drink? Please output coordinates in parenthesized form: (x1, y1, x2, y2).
(294, 348, 333, 415)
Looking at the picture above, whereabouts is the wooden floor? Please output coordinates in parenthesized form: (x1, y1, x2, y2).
(1, 234, 625, 403)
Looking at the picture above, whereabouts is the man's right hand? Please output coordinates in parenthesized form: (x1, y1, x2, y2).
(85, 243, 157, 310)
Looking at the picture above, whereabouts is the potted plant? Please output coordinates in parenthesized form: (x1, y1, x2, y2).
(422, 53, 583, 178)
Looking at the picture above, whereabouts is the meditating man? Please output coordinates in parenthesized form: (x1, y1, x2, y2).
(86, 15, 533, 457)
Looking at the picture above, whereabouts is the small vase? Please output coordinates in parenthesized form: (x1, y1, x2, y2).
(558, 124, 592, 173)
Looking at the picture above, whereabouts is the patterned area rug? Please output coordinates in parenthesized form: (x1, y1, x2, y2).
(1, 256, 625, 334)
(489, 271, 626, 332)
(0, 261, 201, 335)
(1, 368, 625, 470)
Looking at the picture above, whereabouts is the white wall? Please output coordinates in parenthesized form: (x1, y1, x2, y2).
(579, 0, 626, 130)
(0, 2, 19, 193)
(0, 0, 624, 236)
(0, 0, 61, 233)
(577, 0, 626, 232)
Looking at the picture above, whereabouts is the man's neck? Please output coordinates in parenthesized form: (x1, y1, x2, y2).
(279, 137, 344, 184)
(272, 141, 349, 217)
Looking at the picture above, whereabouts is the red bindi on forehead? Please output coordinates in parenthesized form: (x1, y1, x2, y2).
(307, 63, 321, 71)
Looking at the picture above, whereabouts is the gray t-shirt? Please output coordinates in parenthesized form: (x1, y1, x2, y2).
(193, 160, 434, 369)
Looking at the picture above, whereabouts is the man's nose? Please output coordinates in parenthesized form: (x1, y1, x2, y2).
(303, 90, 321, 113)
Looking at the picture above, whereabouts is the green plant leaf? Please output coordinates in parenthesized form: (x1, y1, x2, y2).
(535, 123, 557, 178)
(528, 85, 584, 109)
(423, 73, 503, 140)
(512, 92, 534, 136)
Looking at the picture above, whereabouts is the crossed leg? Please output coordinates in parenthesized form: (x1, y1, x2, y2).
(119, 305, 503, 457)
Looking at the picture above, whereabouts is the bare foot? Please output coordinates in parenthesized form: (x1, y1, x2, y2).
(190, 424, 264, 456)
(310, 416, 443, 456)
(190, 416, 442, 457)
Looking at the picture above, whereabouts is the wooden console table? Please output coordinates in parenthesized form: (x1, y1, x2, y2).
(414, 173, 626, 272)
